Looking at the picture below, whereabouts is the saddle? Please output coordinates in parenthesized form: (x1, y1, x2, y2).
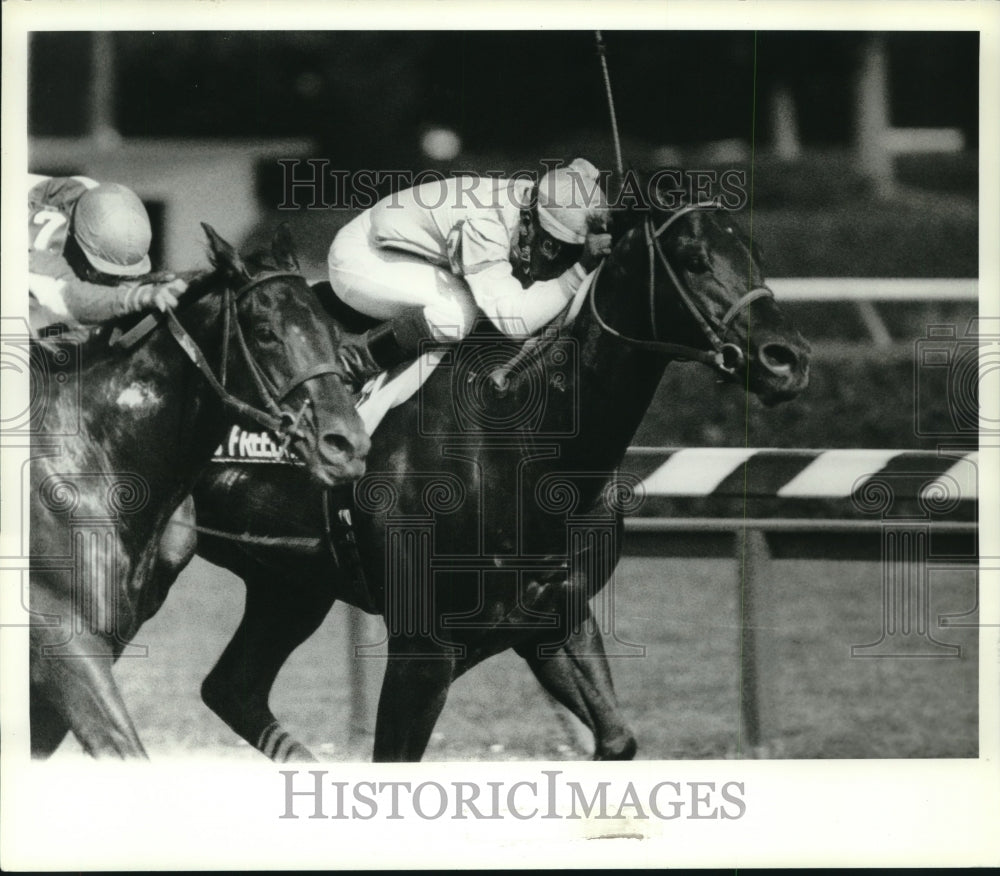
(311, 280, 379, 334)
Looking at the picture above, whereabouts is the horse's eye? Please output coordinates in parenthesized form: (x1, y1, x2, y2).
(254, 325, 279, 343)
(685, 251, 710, 273)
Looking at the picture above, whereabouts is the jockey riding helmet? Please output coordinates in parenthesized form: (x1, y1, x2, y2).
(72, 183, 153, 277)
(535, 157, 609, 244)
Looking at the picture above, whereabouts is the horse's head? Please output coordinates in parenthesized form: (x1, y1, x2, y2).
(601, 203, 810, 406)
(201, 223, 369, 484)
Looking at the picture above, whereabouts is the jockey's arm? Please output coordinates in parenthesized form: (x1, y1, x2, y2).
(465, 261, 588, 339)
(459, 216, 590, 339)
(29, 250, 183, 325)
(30, 249, 124, 324)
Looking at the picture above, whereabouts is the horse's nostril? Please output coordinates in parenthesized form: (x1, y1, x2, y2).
(321, 429, 371, 463)
(322, 432, 355, 459)
(760, 342, 798, 373)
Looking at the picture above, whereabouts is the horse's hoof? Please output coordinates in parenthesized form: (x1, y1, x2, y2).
(594, 735, 637, 761)
(282, 741, 319, 763)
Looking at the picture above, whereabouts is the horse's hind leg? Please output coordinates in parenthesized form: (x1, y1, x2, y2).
(516, 610, 637, 761)
(30, 630, 147, 759)
(200, 565, 335, 762)
(373, 640, 456, 762)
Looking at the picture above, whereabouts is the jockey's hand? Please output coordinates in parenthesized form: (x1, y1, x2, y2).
(580, 229, 613, 273)
(143, 270, 183, 285)
(123, 277, 188, 313)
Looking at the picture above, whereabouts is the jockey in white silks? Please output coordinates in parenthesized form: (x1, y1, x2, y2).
(327, 158, 612, 390)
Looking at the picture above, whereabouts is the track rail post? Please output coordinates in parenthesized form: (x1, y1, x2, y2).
(737, 526, 771, 757)
(345, 605, 380, 750)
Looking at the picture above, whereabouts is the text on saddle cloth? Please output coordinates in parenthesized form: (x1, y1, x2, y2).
(211, 349, 447, 463)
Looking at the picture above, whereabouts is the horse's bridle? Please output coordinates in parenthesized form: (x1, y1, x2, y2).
(165, 271, 342, 447)
(588, 204, 775, 374)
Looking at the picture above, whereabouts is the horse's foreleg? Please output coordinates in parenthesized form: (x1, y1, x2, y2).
(31, 630, 147, 759)
(517, 609, 637, 761)
(29, 694, 70, 758)
(200, 566, 335, 762)
(372, 642, 455, 762)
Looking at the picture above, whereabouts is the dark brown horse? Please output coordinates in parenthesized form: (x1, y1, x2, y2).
(29, 225, 368, 758)
(189, 202, 811, 761)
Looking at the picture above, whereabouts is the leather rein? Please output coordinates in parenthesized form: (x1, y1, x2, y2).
(588, 204, 775, 373)
(163, 271, 341, 449)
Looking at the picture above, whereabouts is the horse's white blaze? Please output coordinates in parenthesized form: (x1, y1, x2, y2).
(115, 381, 161, 410)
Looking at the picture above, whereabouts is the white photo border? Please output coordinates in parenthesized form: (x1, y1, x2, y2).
(2, 0, 998, 869)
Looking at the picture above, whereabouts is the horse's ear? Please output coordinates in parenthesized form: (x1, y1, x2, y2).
(270, 223, 300, 272)
(202, 222, 248, 280)
(600, 206, 629, 242)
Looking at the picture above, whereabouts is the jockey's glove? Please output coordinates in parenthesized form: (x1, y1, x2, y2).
(122, 276, 187, 313)
(580, 230, 613, 273)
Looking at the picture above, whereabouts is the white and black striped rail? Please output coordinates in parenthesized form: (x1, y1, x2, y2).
(621, 446, 979, 502)
(617, 446, 979, 560)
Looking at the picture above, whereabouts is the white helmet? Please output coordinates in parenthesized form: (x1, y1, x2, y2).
(536, 158, 609, 244)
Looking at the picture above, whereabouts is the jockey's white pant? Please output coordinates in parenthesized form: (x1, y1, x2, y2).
(328, 211, 477, 342)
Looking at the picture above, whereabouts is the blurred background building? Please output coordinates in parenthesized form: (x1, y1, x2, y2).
(28, 30, 978, 274)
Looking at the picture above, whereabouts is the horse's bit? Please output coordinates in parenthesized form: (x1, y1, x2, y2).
(165, 272, 342, 449)
(589, 204, 775, 374)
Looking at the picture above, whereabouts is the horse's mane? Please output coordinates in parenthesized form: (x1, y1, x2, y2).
(242, 245, 287, 275)
(602, 169, 681, 238)
(603, 169, 763, 265)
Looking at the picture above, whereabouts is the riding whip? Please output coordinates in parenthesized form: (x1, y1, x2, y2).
(594, 30, 626, 182)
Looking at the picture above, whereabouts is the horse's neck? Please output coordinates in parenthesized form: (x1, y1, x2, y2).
(80, 295, 228, 497)
(552, 250, 671, 475)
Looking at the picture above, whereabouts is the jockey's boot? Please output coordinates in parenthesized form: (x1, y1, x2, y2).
(336, 308, 433, 393)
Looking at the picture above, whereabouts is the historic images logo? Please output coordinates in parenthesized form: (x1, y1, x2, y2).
(276, 159, 749, 212)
